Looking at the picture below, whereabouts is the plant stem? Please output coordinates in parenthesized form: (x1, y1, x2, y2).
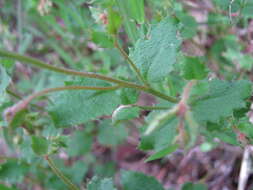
(6, 89, 22, 99)
(134, 105, 170, 110)
(45, 155, 80, 190)
(0, 50, 144, 89)
(0, 49, 178, 103)
(147, 88, 178, 102)
(4, 85, 120, 123)
(6, 88, 44, 110)
(24, 85, 121, 107)
(114, 39, 149, 87)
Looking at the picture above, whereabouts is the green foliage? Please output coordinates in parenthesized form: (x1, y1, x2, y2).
(0, 160, 29, 183)
(66, 129, 92, 156)
(1, 0, 253, 189)
(181, 182, 207, 190)
(139, 118, 178, 152)
(130, 18, 181, 82)
(145, 144, 178, 162)
(48, 79, 121, 127)
(121, 170, 164, 190)
(31, 136, 49, 156)
(192, 80, 251, 123)
(0, 184, 18, 190)
(181, 57, 208, 80)
(107, 9, 122, 35)
(97, 119, 128, 146)
(87, 177, 117, 190)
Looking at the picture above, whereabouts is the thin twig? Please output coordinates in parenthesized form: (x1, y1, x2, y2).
(45, 155, 80, 190)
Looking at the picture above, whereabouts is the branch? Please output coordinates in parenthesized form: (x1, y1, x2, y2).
(0, 49, 178, 103)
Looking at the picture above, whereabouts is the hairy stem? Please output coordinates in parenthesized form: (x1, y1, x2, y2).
(114, 39, 149, 86)
(0, 49, 178, 103)
(27, 85, 120, 101)
(0, 49, 145, 89)
(45, 155, 80, 190)
(4, 85, 120, 123)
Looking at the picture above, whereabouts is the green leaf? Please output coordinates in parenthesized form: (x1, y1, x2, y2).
(119, 88, 139, 105)
(9, 109, 28, 129)
(0, 160, 29, 183)
(48, 79, 121, 127)
(94, 162, 116, 178)
(58, 160, 88, 185)
(116, 0, 139, 43)
(192, 80, 251, 123)
(204, 121, 239, 145)
(121, 170, 164, 190)
(98, 119, 128, 146)
(176, 12, 198, 39)
(145, 144, 178, 162)
(31, 136, 49, 156)
(0, 184, 18, 190)
(181, 57, 208, 80)
(181, 182, 207, 190)
(87, 177, 117, 190)
(66, 129, 92, 156)
(130, 18, 181, 82)
(107, 9, 122, 35)
(139, 116, 178, 151)
(91, 31, 114, 48)
(128, 0, 145, 23)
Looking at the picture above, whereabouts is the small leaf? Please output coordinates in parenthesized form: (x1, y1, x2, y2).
(181, 57, 208, 80)
(139, 118, 178, 152)
(145, 144, 178, 162)
(192, 80, 252, 123)
(130, 18, 181, 82)
(48, 79, 121, 127)
(87, 177, 117, 190)
(121, 170, 164, 190)
(31, 136, 49, 156)
(128, 0, 145, 23)
(182, 182, 207, 190)
(176, 12, 198, 39)
(107, 8, 122, 35)
(66, 129, 92, 156)
(91, 31, 114, 48)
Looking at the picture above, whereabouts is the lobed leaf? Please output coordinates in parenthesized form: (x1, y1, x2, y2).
(130, 18, 181, 82)
(121, 170, 164, 190)
(192, 80, 251, 123)
(48, 79, 121, 127)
